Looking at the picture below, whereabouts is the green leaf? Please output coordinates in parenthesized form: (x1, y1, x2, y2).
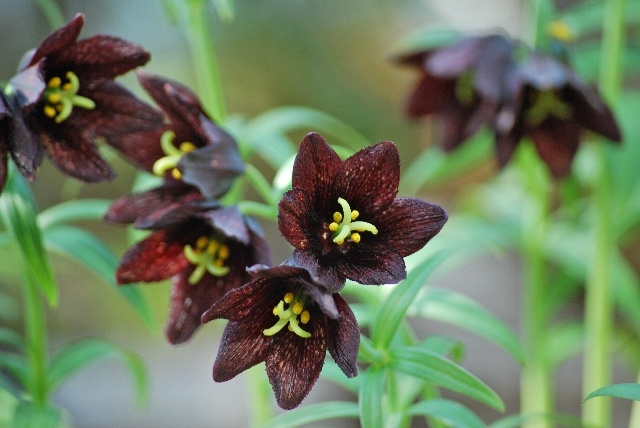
(0, 169, 57, 305)
(410, 288, 526, 365)
(545, 322, 583, 369)
(583, 383, 640, 402)
(489, 412, 583, 428)
(388, 346, 504, 411)
(320, 360, 360, 394)
(11, 401, 62, 428)
(0, 329, 23, 352)
(417, 336, 465, 363)
(43, 225, 156, 329)
(260, 401, 359, 428)
(211, 0, 234, 21)
(47, 338, 148, 406)
(37, 199, 111, 230)
(0, 353, 27, 389)
(0, 386, 18, 427)
(371, 252, 450, 349)
(408, 399, 487, 428)
(359, 367, 385, 428)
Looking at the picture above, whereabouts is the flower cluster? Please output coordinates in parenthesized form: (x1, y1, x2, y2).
(202, 132, 448, 409)
(398, 33, 621, 177)
(1, 15, 449, 411)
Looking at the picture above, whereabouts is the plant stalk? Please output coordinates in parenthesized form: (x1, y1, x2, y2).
(581, 0, 625, 425)
(23, 268, 49, 405)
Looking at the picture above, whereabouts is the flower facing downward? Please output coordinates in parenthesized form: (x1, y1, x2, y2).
(110, 203, 271, 344)
(7, 13, 158, 183)
(201, 264, 359, 410)
(278, 133, 448, 291)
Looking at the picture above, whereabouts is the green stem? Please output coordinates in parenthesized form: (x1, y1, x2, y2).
(247, 365, 273, 427)
(244, 164, 277, 206)
(582, 0, 625, 425)
(237, 201, 278, 220)
(530, 0, 553, 49)
(519, 142, 552, 428)
(35, 0, 65, 29)
(23, 267, 49, 405)
(184, 0, 227, 123)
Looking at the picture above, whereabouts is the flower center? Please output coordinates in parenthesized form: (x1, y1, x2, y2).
(454, 71, 475, 106)
(263, 292, 311, 339)
(525, 89, 572, 126)
(42, 71, 95, 123)
(152, 130, 198, 179)
(328, 197, 378, 245)
(183, 235, 230, 285)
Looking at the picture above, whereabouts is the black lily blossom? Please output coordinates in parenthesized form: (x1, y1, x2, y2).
(0, 91, 40, 192)
(494, 52, 621, 177)
(397, 34, 517, 151)
(278, 133, 448, 291)
(109, 201, 272, 344)
(201, 263, 359, 410)
(109, 71, 244, 200)
(6, 13, 160, 183)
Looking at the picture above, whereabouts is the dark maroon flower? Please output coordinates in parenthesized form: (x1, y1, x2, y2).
(0, 91, 40, 192)
(110, 202, 271, 344)
(494, 53, 621, 177)
(201, 263, 359, 410)
(108, 71, 244, 199)
(277, 133, 448, 291)
(7, 13, 159, 182)
(397, 34, 517, 151)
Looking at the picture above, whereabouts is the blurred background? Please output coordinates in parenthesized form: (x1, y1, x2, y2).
(0, 0, 633, 427)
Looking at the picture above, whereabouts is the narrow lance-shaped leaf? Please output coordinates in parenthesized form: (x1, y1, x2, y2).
(259, 402, 359, 428)
(47, 338, 148, 406)
(0, 167, 57, 305)
(583, 383, 640, 403)
(37, 199, 112, 230)
(43, 225, 156, 329)
(371, 251, 450, 349)
(388, 346, 504, 411)
(410, 288, 526, 364)
(408, 399, 487, 428)
(359, 366, 385, 428)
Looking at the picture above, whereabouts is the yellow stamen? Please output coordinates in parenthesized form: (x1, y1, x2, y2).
(329, 197, 378, 245)
(183, 235, 230, 284)
(44, 105, 57, 118)
(549, 20, 572, 43)
(218, 245, 230, 260)
(48, 77, 61, 88)
(42, 71, 95, 123)
(179, 142, 197, 152)
(263, 294, 311, 339)
(171, 168, 182, 180)
(152, 131, 198, 178)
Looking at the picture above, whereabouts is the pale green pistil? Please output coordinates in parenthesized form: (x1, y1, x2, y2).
(525, 89, 572, 126)
(183, 235, 230, 285)
(329, 197, 378, 245)
(152, 130, 197, 179)
(263, 293, 311, 339)
(43, 71, 95, 123)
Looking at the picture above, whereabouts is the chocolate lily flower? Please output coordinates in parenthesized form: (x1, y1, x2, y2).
(397, 34, 516, 151)
(201, 263, 359, 410)
(111, 202, 271, 344)
(494, 52, 621, 177)
(108, 71, 244, 199)
(0, 92, 40, 192)
(278, 133, 448, 291)
(7, 13, 158, 182)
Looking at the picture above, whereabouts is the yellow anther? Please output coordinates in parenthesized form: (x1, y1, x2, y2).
(44, 105, 57, 118)
(62, 83, 72, 91)
(300, 310, 310, 324)
(48, 77, 61, 88)
(284, 293, 294, 304)
(179, 142, 197, 152)
(171, 168, 182, 180)
(273, 306, 279, 315)
(351, 233, 361, 243)
(288, 325, 293, 332)
(214, 259, 224, 268)
(48, 93, 61, 104)
(196, 236, 209, 249)
(333, 212, 342, 223)
(335, 239, 345, 245)
(329, 197, 378, 245)
(207, 241, 219, 254)
(329, 222, 339, 232)
(293, 302, 303, 315)
(218, 245, 230, 260)
(549, 20, 572, 43)
(351, 210, 359, 221)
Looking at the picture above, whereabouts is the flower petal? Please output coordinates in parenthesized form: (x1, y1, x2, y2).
(372, 197, 447, 257)
(202, 277, 281, 323)
(405, 74, 455, 117)
(50, 35, 150, 81)
(213, 318, 271, 382)
(24, 14, 84, 69)
(116, 230, 189, 284)
(291, 250, 346, 293)
(266, 313, 327, 409)
(336, 245, 407, 285)
(530, 118, 581, 178)
(278, 189, 322, 252)
(327, 294, 359, 378)
(291, 133, 341, 214)
(332, 141, 400, 215)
